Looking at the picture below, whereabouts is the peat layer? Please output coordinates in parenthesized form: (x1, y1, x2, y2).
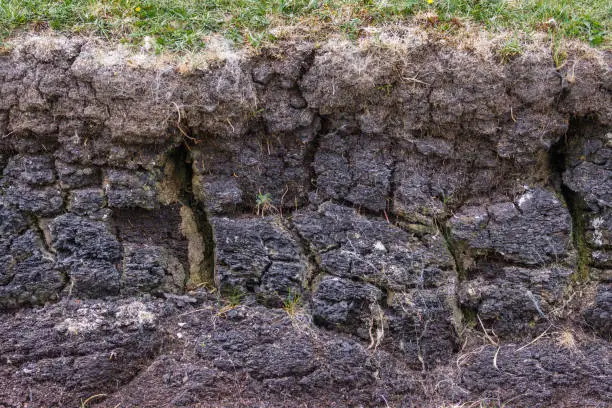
(0, 33, 610, 407)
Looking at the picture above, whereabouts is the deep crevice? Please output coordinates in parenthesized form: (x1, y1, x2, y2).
(549, 116, 591, 281)
(166, 143, 216, 287)
(303, 113, 329, 194)
(433, 217, 466, 281)
(386, 155, 398, 215)
(283, 216, 322, 291)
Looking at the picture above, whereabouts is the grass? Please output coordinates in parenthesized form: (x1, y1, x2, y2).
(227, 287, 244, 306)
(0, 0, 609, 52)
(497, 34, 523, 62)
(282, 288, 302, 317)
(255, 191, 278, 217)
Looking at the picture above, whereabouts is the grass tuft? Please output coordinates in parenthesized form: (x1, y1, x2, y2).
(497, 34, 523, 62)
(282, 288, 302, 317)
(556, 329, 578, 351)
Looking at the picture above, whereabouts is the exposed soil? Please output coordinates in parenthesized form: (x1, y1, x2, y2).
(0, 33, 610, 407)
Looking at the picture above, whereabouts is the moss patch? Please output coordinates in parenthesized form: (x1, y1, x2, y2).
(567, 194, 591, 282)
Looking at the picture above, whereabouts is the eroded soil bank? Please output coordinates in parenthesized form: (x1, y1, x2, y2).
(0, 34, 610, 407)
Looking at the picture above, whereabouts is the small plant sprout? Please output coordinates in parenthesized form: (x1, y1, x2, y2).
(255, 191, 278, 217)
(283, 288, 302, 317)
(228, 287, 244, 307)
(340, 18, 362, 40)
(216, 289, 242, 316)
(376, 83, 393, 96)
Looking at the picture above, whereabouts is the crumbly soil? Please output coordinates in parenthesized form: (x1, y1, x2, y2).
(0, 31, 610, 407)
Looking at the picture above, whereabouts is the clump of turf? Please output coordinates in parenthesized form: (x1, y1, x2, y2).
(0, 0, 609, 52)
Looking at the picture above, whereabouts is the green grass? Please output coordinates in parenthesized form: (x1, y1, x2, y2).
(282, 288, 302, 316)
(0, 0, 609, 52)
(498, 35, 523, 62)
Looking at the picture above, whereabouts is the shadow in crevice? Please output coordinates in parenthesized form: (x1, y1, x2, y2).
(169, 143, 216, 287)
(549, 115, 593, 281)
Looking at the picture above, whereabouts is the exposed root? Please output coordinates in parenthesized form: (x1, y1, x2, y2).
(515, 324, 552, 352)
(477, 314, 499, 346)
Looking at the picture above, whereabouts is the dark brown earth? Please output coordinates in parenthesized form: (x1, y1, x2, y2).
(0, 34, 610, 407)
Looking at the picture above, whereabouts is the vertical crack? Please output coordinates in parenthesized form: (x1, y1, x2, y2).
(302, 113, 328, 195)
(386, 157, 398, 215)
(282, 216, 322, 291)
(549, 117, 591, 281)
(434, 217, 466, 281)
(432, 192, 465, 282)
(166, 144, 216, 288)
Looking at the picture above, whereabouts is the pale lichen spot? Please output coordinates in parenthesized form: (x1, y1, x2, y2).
(517, 191, 533, 208)
(374, 241, 386, 251)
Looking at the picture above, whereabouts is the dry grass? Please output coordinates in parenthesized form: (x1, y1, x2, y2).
(556, 329, 578, 351)
(0, 0, 609, 52)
